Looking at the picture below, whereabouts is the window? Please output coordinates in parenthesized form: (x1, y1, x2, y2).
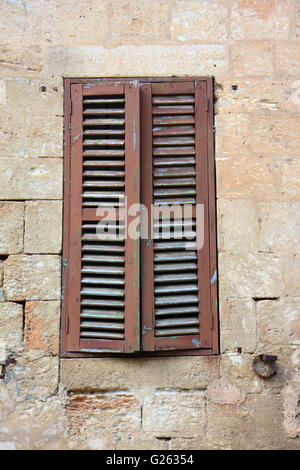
(61, 78, 218, 357)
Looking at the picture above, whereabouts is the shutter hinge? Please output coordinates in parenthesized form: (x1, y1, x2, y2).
(206, 96, 209, 112)
(70, 100, 72, 116)
(66, 316, 69, 334)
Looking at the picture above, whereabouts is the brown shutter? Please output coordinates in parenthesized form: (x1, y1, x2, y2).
(141, 80, 214, 352)
(63, 81, 140, 354)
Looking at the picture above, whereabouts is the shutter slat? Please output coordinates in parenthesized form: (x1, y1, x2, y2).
(153, 125, 195, 136)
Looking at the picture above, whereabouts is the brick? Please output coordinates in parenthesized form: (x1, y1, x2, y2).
(0, 202, 24, 255)
(142, 391, 206, 437)
(218, 252, 283, 299)
(24, 201, 62, 254)
(24, 301, 60, 355)
(170, 1, 228, 42)
(0, 302, 23, 345)
(66, 393, 141, 449)
(3, 255, 61, 301)
(111, 1, 169, 45)
(231, 0, 290, 40)
(217, 198, 258, 252)
(0, 159, 62, 200)
(220, 298, 257, 353)
(258, 200, 300, 253)
(231, 42, 274, 76)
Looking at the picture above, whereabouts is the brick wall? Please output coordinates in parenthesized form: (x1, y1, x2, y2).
(0, 0, 299, 450)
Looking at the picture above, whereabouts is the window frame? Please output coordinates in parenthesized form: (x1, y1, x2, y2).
(61, 77, 219, 358)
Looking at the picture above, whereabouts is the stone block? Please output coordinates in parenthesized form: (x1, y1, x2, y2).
(258, 200, 300, 253)
(231, 0, 290, 40)
(42, 0, 110, 45)
(282, 252, 300, 297)
(142, 391, 206, 438)
(206, 377, 246, 405)
(0, 302, 23, 345)
(218, 252, 283, 299)
(0, 45, 42, 78)
(13, 351, 59, 400)
(0, 202, 24, 254)
(206, 393, 286, 449)
(220, 353, 262, 393)
(0, 0, 42, 47)
(231, 42, 274, 76)
(111, 1, 169, 45)
(275, 43, 300, 76)
(170, 1, 228, 42)
(24, 301, 61, 355)
(217, 198, 258, 252)
(24, 201, 62, 254)
(251, 113, 300, 156)
(215, 79, 292, 114)
(0, 159, 62, 200)
(60, 356, 220, 392)
(215, 113, 252, 156)
(216, 157, 300, 199)
(3, 255, 61, 301)
(45, 45, 229, 79)
(220, 298, 257, 353)
(256, 298, 300, 348)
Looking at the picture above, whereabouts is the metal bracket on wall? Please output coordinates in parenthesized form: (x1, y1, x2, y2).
(0, 358, 16, 380)
(252, 354, 278, 378)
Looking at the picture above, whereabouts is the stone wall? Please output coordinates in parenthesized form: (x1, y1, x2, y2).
(0, 0, 299, 450)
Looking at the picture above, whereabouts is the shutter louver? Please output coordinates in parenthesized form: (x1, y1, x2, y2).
(65, 82, 140, 353)
(141, 81, 212, 351)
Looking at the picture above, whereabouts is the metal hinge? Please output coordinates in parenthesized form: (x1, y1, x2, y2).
(206, 96, 209, 112)
(70, 100, 72, 116)
(66, 316, 69, 334)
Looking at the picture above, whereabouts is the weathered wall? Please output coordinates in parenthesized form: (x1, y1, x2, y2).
(0, 0, 299, 450)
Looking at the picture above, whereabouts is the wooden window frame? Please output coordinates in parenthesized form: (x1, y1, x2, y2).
(61, 77, 219, 358)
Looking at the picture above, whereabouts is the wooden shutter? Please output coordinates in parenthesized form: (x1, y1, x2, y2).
(141, 80, 214, 352)
(63, 81, 140, 354)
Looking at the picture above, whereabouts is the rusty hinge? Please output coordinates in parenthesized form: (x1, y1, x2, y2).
(0, 358, 16, 380)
